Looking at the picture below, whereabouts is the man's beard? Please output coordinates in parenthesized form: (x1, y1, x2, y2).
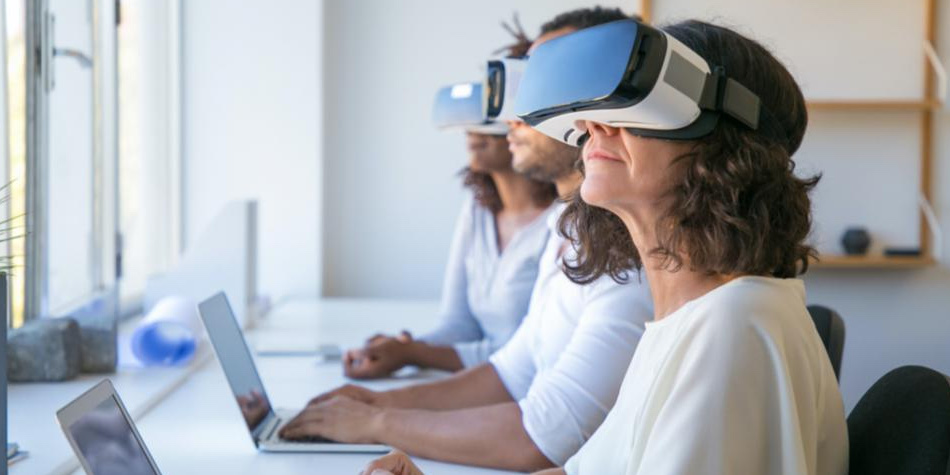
(515, 141, 580, 183)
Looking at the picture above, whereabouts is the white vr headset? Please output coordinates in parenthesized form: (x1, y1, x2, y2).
(513, 19, 762, 146)
(431, 81, 509, 135)
(431, 57, 528, 136)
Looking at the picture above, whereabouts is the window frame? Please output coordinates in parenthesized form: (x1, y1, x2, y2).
(21, 0, 182, 323)
(24, 0, 118, 321)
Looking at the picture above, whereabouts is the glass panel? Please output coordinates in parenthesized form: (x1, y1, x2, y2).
(117, 0, 143, 306)
(47, 0, 96, 314)
(5, 0, 27, 327)
(117, 0, 174, 313)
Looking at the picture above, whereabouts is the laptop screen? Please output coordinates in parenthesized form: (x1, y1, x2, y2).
(198, 293, 274, 440)
(68, 395, 159, 475)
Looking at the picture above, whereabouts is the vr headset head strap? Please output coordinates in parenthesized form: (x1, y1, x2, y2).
(699, 66, 761, 130)
(622, 66, 762, 142)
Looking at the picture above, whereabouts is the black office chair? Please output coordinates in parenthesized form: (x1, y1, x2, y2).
(848, 366, 950, 475)
(806, 305, 845, 380)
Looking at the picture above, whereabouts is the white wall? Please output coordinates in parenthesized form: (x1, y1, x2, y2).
(804, 0, 950, 410)
(321, 0, 634, 298)
(182, 0, 322, 302)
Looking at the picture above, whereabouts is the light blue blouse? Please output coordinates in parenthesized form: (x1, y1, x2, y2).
(419, 195, 554, 367)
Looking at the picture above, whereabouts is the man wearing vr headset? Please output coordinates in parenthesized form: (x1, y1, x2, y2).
(362, 15, 847, 475)
(280, 8, 654, 472)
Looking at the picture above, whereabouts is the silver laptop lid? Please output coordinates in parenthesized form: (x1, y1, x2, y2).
(56, 379, 162, 475)
(198, 292, 275, 446)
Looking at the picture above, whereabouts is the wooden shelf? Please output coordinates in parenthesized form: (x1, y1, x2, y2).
(811, 255, 936, 269)
(806, 100, 941, 111)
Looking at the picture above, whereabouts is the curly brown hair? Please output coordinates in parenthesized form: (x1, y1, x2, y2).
(462, 168, 557, 214)
(559, 20, 819, 284)
(495, 13, 533, 58)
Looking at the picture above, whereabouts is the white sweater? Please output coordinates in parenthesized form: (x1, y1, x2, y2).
(419, 196, 554, 367)
(489, 203, 653, 464)
(565, 276, 848, 475)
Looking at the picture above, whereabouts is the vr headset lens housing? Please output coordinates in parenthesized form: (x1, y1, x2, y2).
(432, 82, 508, 135)
(433, 82, 486, 129)
(514, 19, 761, 146)
(485, 58, 526, 123)
(514, 20, 637, 115)
(431, 57, 528, 135)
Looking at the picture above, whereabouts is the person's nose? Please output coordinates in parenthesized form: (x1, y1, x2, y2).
(583, 120, 620, 138)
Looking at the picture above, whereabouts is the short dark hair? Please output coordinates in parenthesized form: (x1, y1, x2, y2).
(540, 7, 634, 35)
(497, 7, 634, 59)
(559, 20, 818, 284)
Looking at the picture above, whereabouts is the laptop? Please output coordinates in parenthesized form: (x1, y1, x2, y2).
(56, 379, 163, 475)
(198, 292, 388, 453)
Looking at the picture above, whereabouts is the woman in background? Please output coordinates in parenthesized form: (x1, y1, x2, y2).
(343, 26, 558, 380)
(344, 127, 557, 379)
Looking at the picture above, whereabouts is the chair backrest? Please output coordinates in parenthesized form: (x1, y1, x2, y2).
(807, 305, 845, 380)
(848, 366, 950, 475)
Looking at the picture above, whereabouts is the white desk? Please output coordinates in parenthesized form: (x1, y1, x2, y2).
(9, 298, 519, 475)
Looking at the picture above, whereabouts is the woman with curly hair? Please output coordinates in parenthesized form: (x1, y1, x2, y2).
(362, 18, 847, 475)
(342, 131, 558, 380)
(341, 25, 560, 380)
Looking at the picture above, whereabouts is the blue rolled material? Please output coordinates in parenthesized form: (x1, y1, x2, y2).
(130, 296, 200, 366)
(131, 322, 196, 365)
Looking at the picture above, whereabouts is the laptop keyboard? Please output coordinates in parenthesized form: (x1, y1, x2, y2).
(270, 417, 338, 444)
(281, 434, 336, 444)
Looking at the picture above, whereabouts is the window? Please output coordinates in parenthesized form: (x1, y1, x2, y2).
(8, 0, 179, 326)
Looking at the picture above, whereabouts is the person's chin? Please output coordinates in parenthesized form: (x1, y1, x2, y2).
(580, 177, 618, 207)
(511, 152, 535, 175)
(469, 155, 490, 171)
